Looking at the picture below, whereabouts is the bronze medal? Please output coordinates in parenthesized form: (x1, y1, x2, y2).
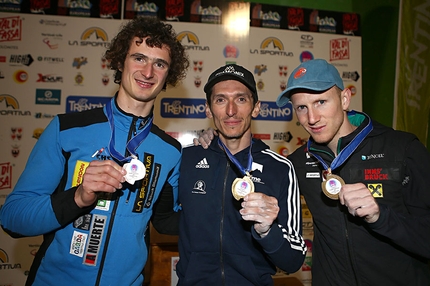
(321, 173, 345, 200)
(232, 176, 254, 200)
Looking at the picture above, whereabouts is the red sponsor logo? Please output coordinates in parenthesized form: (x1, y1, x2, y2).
(166, 0, 184, 18)
(330, 38, 350, 61)
(0, 162, 12, 190)
(287, 8, 304, 27)
(100, 0, 119, 16)
(253, 133, 270, 140)
(0, 16, 22, 42)
(343, 13, 359, 32)
(364, 168, 388, 180)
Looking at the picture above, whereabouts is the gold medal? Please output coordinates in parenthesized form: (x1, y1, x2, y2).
(232, 175, 254, 200)
(321, 172, 345, 200)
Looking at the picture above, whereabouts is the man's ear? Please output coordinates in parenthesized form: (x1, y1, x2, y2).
(251, 101, 261, 118)
(341, 88, 352, 111)
(205, 102, 213, 119)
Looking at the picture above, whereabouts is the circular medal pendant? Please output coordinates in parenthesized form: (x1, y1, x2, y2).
(321, 173, 345, 200)
(123, 158, 146, 185)
(231, 176, 255, 200)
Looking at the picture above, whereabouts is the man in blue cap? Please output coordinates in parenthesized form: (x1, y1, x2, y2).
(275, 59, 430, 285)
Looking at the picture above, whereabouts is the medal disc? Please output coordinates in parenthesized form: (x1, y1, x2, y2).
(321, 173, 345, 200)
(123, 158, 146, 184)
(231, 176, 255, 200)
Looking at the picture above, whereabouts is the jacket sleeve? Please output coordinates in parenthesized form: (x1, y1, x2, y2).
(151, 182, 180, 235)
(252, 162, 307, 273)
(151, 150, 181, 235)
(0, 117, 93, 237)
(368, 138, 430, 259)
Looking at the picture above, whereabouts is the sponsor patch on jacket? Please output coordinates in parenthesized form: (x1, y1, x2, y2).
(144, 163, 161, 209)
(95, 199, 110, 211)
(72, 160, 90, 187)
(306, 172, 321, 178)
(350, 165, 402, 182)
(83, 214, 107, 266)
(364, 168, 388, 180)
(367, 183, 383, 198)
(192, 180, 206, 194)
(133, 153, 154, 212)
(70, 230, 88, 257)
(74, 214, 92, 230)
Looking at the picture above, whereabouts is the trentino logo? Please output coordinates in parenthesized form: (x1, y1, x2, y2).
(256, 101, 293, 121)
(177, 31, 209, 51)
(66, 95, 111, 113)
(250, 37, 293, 57)
(68, 27, 110, 48)
(160, 98, 206, 118)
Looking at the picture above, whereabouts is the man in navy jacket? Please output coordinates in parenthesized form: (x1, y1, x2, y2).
(177, 64, 307, 285)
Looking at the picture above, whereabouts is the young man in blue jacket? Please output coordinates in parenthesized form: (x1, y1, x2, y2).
(177, 64, 307, 285)
(0, 17, 189, 286)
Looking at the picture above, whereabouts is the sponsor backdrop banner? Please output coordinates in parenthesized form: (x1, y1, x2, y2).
(394, 0, 430, 145)
(0, 3, 361, 285)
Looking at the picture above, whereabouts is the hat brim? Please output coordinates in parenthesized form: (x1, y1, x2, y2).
(204, 74, 258, 102)
(276, 82, 337, 107)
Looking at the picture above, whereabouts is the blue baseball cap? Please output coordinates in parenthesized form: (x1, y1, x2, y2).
(276, 59, 344, 107)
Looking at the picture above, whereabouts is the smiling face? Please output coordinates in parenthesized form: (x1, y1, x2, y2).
(117, 37, 171, 116)
(206, 80, 260, 153)
(290, 86, 353, 153)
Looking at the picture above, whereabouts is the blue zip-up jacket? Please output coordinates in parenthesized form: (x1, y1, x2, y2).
(177, 137, 307, 286)
(0, 96, 181, 286)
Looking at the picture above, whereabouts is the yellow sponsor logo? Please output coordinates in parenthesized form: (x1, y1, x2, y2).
(0, 94, 19, 109)
(177, 31, 199, 45)
(368, 183, 383, 198)
(72, 160, 90, 187)
(260, 37, 284, 50)
(81, 27, 108, 41)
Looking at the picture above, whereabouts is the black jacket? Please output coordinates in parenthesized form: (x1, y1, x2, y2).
(289, 111, 430, 286)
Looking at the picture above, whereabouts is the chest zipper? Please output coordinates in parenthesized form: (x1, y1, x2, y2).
(220, 160, 230, 286)
(94, 116, 138, 285)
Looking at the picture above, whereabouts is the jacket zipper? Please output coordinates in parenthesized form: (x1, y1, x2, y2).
(344, 214, 359, 285)
(94, 116, 137, 285)
(220, 160, 230, 286)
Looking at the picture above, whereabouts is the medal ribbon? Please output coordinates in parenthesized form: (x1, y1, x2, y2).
(308, 111, 373, 171)
(218, 137, 253, 176)
(105, 99, 153, 163)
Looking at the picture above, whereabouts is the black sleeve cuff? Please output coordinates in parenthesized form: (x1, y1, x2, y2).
(51, 186, 96, 226)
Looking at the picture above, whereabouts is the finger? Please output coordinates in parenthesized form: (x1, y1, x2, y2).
(82, 172, 123, 192)
(193, 138, 200, 146)
(207, 128, 215, 139)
